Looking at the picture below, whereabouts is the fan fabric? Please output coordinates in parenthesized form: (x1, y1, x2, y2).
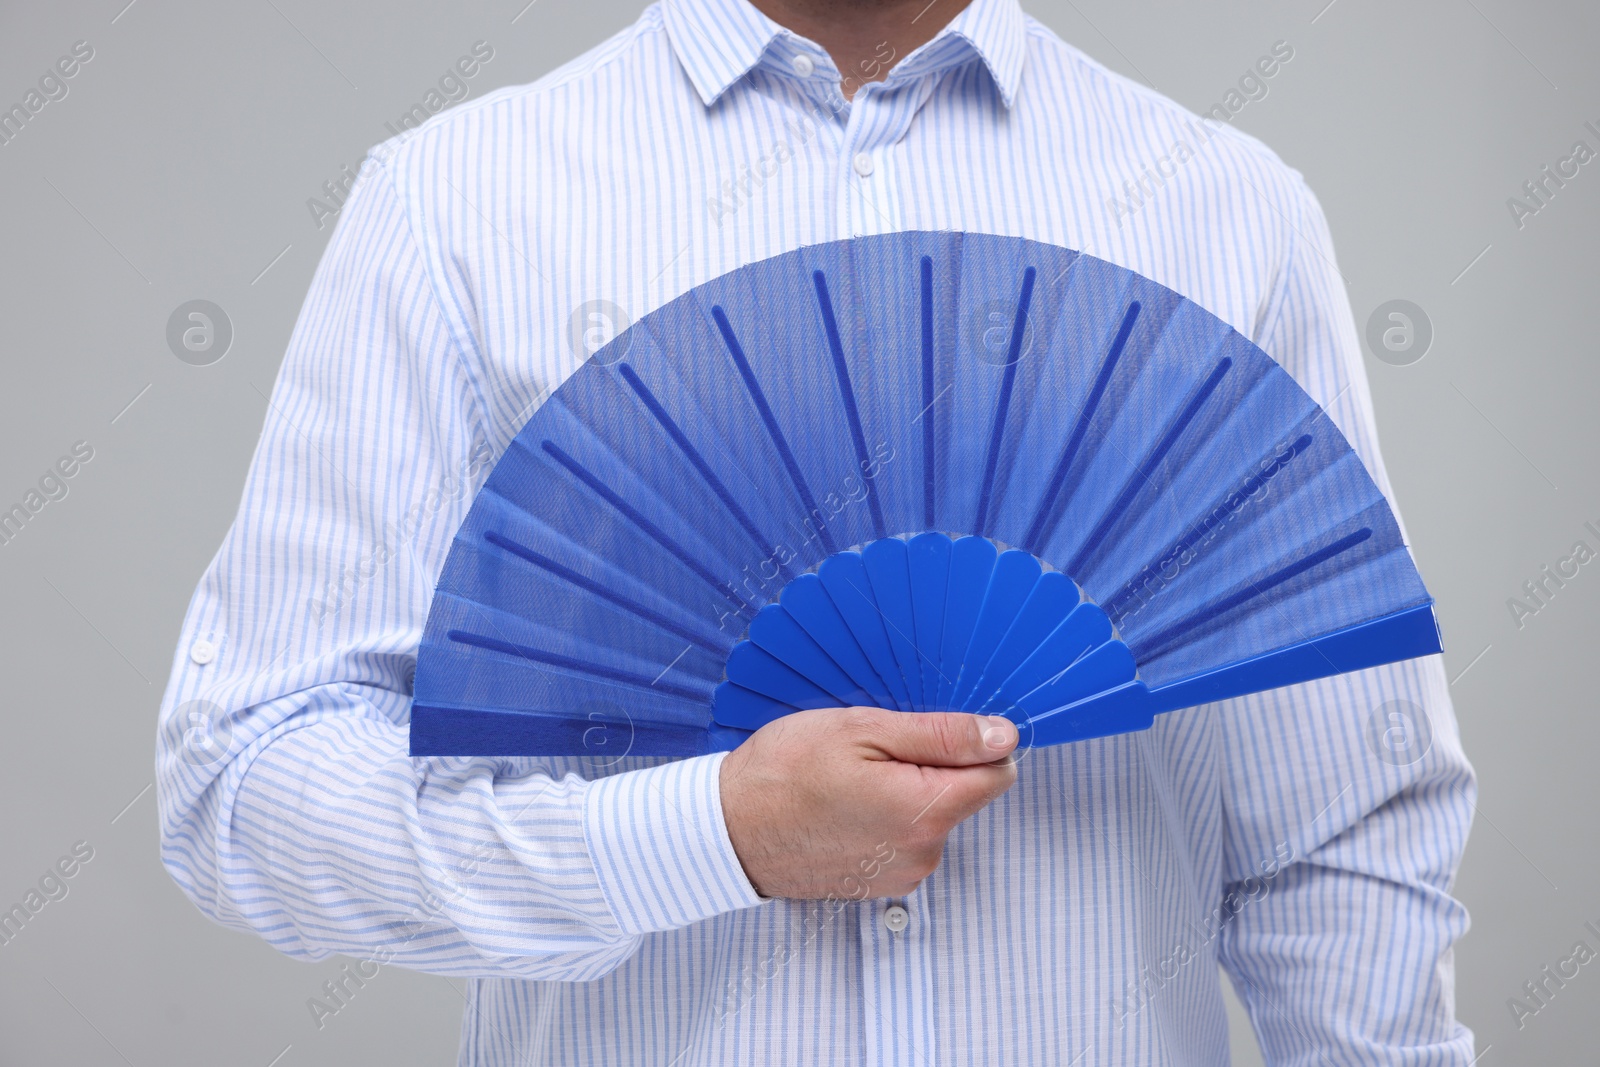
(411, 231, 1440, 757)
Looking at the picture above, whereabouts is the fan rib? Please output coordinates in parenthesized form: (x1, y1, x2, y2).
(936, 536, 998, 707)
(812, 271, 888, 540)
(1133, 526, 1374, 656)
(781, 576, 906, 711)
(862, 538, 929, 709)
(983, 609, 1114, 716)
(1102, 432, 1315, 624)
(962, 570, 1077, 710)
(820, 554, 915, 711)
(920, 255, 936, 530)
(748, 607, 873, 706)
(951, 550, 1041, 708)
(726, 642, 843, 709)
(972, 266, 1038, 534)
(615, 363, 791, 581)
(1067, 356, 1233, 577)
(711, 305, 838, 555)
(539, 440, 754, 618)
(1023, 300, 1142, 551)
(907, 532, 952, 707)
(482, 530, 725, 655)
(445, 628, 705, 702)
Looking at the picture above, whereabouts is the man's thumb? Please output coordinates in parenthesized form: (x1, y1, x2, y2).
(868, 710, 1018, 767)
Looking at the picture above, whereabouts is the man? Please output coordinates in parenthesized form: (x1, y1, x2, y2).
(157, 0, 1477, 1061)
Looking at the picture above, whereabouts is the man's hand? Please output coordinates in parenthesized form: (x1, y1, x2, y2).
(717, 706, 1019, 900)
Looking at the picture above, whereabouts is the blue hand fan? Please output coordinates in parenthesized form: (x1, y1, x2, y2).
(410, 231, 1441, 758)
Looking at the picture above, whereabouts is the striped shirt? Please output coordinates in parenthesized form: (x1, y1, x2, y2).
(156, 0, 1477, 1061)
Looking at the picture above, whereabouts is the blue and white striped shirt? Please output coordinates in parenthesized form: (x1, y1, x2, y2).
(156, 0, 1477, 1061)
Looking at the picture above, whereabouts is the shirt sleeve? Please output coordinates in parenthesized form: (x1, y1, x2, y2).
(1214, 175, 1477, 1063)
(155, 152, 763, 983)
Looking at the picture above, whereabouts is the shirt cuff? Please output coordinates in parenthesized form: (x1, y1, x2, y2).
(584, 751, 765, 937)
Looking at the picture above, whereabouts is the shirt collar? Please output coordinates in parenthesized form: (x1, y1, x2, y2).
(661, 0, 1027, 110)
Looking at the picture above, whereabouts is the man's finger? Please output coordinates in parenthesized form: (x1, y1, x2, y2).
(901, 760, 1019, 830)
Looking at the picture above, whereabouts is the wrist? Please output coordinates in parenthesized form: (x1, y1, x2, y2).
(718, 743, 774, 900)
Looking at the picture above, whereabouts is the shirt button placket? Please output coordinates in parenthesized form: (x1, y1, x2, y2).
(839, 86, 902, 238)
(860, 894, 936, 1066)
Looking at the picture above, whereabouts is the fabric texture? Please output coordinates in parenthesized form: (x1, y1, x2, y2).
(156, 0, 1477, 1061)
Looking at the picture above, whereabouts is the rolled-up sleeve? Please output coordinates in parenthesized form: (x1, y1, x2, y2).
(155, 150, 762, 982)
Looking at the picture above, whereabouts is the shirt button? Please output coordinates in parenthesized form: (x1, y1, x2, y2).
(883, 905, 909, 933)
(189, 639, 216, 665)
(852, 152, 875, 178)
(791, 53, 815, 77)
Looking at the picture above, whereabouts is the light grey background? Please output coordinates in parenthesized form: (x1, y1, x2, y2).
(1, 0, 1595, 1063)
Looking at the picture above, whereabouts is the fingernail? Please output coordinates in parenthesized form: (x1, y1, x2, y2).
(983, 717, 1016, 749)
